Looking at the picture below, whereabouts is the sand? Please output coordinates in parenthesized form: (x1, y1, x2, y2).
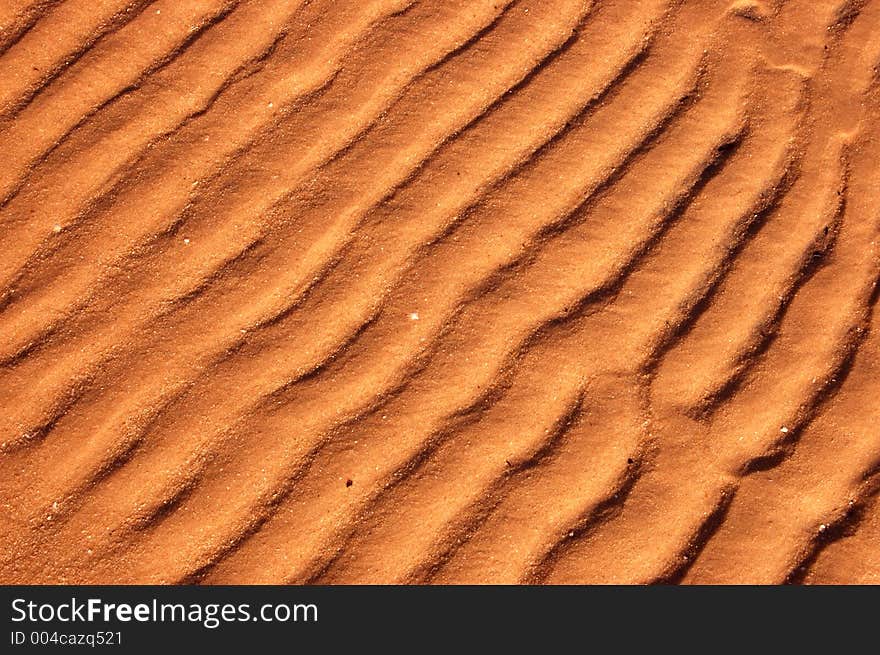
(0, 0, 878, 584)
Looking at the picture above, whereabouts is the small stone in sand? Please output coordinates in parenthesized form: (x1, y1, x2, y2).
(409, 312, 419, 321)
(52, 224, 62, 233)
(183, 238, 190, 245)
(780, 426, 789, 433)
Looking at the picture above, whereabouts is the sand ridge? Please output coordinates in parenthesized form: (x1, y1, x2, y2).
(0, 0, 878, 584)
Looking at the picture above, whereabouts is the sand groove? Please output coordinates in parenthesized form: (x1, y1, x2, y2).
(1, 0, 878, 584)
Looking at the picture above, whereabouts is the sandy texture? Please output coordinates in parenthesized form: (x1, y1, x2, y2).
(0, 0, 878, 584)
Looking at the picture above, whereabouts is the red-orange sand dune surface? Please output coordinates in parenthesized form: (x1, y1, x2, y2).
(0, 0, 878, 584)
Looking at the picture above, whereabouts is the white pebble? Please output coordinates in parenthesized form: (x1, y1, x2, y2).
(780, 426, 789, 433)
(409, 312, 419, 321)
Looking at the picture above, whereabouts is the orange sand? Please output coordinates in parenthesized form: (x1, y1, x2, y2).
(0, 0, 878, 584)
